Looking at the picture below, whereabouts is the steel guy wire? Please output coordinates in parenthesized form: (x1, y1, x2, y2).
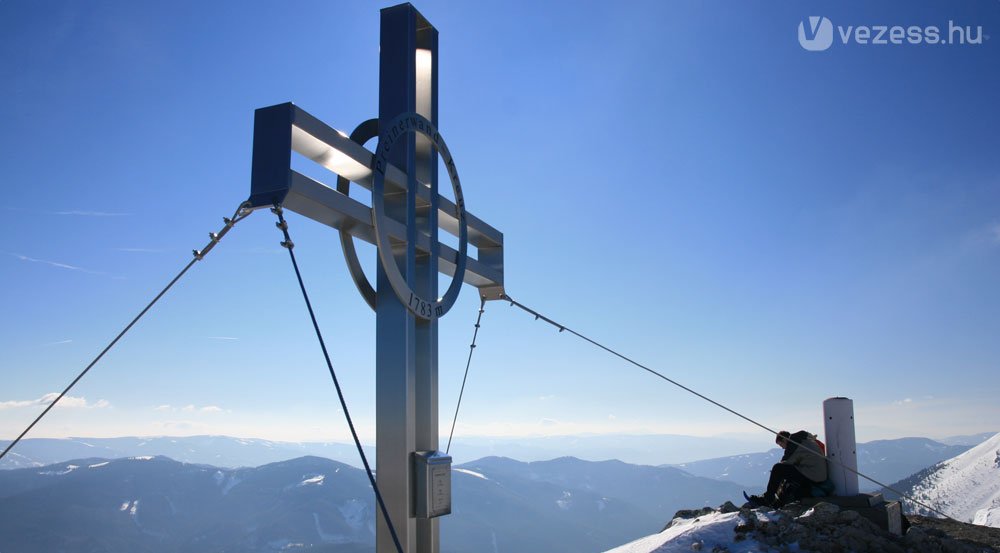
(445, 297, 486, 455)
(0, 201, 253, 464)
(500, 293, 958, 522)
(271, 205, 404, 553)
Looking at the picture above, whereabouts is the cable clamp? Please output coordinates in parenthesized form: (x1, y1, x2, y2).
(281, 240, 294, 250)
(190, 200, 255, 262)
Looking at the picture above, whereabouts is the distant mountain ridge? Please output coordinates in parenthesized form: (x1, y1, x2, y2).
(0, 436, 373, 471)
(3, 432, 994, 552)
(935, 431, 997, 447)
(0, 455, 376, 553)
(0, 454, 745, 553)
(0, 433, 769, 468)
(3, 432, 990, 472)
(447, 433, 770, 465)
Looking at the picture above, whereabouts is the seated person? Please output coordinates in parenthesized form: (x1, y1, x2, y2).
(746, 430, 828, 508)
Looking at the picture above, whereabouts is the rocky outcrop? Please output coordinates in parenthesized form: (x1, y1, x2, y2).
(666, 501, 999, 552)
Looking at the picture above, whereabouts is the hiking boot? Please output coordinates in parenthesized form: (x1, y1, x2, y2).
(775, 481, 803, 508)
(742, 492, 776, 508)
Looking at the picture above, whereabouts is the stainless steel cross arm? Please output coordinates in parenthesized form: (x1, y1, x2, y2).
(246, 103, 504, 297)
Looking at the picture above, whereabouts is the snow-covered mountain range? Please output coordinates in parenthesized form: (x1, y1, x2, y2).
(0, 454, 745, 552)
(4, 433, 988, 486)
(888, 432, 1000, 527)
(0, 433, 770, 468)
(3, 432, 997, 551)
(0, 435, 375, 471)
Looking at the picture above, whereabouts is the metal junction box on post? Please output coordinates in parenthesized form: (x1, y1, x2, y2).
(413, 451, 452, 519)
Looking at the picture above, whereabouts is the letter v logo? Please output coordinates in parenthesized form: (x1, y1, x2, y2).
(798, 16, 834, 51)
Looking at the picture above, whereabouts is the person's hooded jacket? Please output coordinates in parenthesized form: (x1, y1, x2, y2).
(780, 430, 827, 483)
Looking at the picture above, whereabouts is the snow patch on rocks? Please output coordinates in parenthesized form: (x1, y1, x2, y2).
(606, 500, 991, 553)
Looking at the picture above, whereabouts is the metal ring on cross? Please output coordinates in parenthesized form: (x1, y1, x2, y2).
(336, 118, 379, 311)
(371, 112, 468, 320)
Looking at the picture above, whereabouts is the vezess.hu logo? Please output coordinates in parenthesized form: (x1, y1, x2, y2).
(798, 16, 985, 51)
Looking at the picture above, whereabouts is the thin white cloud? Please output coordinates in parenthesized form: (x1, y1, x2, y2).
(0, 399, 40, 409)
(892, 398, 914, 406)
(5, 252, 107, 276)
(45, 339, 73, 346)
(208, 336, 239, 341)
(2, 207, 128, 217)
(0, 393, 110, 410)
(181, 405, 196, 413)
(200, 405, 224, 413)
(153, 404, 172, 412)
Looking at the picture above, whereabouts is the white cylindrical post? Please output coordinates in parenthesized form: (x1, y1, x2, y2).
(823, 397, 859, 496)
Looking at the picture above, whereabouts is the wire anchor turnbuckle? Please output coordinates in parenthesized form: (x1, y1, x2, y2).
(272, 206, 294, 250)
(193, 202, 253, 260)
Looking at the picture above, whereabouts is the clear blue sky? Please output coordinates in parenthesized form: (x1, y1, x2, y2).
(1, 1, 998, 452)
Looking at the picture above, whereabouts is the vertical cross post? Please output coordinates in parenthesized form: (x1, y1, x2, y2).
(377, 4, 439, 553)
(247, 4, 505, 551)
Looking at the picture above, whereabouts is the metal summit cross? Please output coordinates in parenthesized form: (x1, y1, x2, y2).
(245, 4, 503, 553)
